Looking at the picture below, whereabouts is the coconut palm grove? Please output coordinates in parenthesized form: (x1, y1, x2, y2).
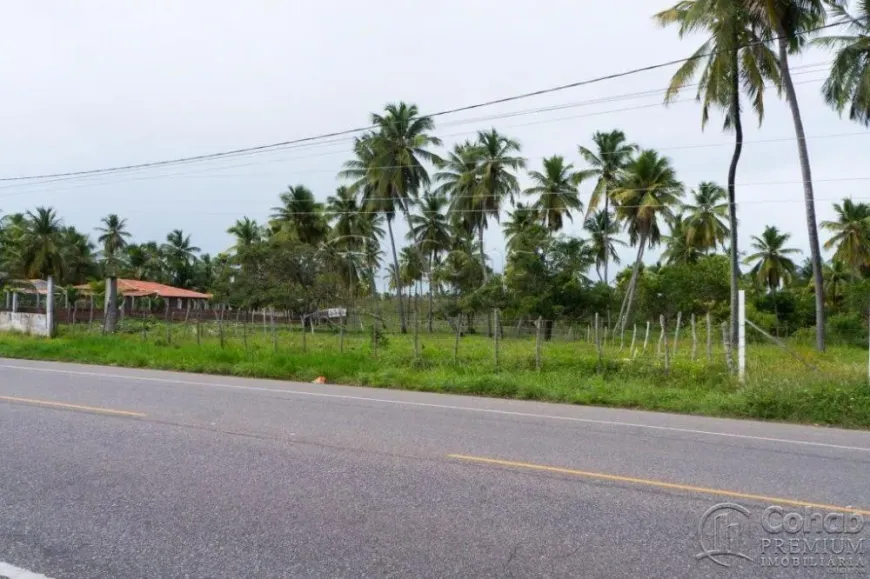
(2, 0, 870, 367)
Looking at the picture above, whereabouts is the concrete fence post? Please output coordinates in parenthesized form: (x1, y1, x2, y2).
(46, 276, 55, 338)
(738, 289, 746, 383)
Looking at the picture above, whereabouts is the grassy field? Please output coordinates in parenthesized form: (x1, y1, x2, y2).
(1, 320, 869, 429)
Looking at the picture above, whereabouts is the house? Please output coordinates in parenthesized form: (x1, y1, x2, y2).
(74, 279, 212, 311)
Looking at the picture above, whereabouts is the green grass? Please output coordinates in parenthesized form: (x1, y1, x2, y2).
(1, 322, 869, 429)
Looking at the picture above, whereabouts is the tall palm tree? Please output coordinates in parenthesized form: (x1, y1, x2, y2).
(270, 185, 328, 245)
(340, 103, 442, 334)
(662, 213, 704, 265)
(584, 210, 625, 283)
(820, 198, 870, 276)
(96, 214, 130, 276)
(20, 207, 65, 279)
(682, 182, 730, 253)
(656, 0, 779, 355)
(472, 129, 524, 281)
(577, 130, 637, 286)
(744, 225, 800, 322)
(226, 217, 261, 251)
(815, 0, 870, 126)
(524, 156, 583, 232)
(408, 190, 451, 331)
(162, 229, 199, 287)
(745, 0, 839, 350)
(437, 140, 482, 236)
(612, 150, 684, 330)
(503, 203, 542, 253)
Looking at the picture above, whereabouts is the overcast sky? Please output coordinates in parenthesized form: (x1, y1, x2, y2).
(0, 0, 867, 284)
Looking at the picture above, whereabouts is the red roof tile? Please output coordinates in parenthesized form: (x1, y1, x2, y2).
(74, 279, 211, 299)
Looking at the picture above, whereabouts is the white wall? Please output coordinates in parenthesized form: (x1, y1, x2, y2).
(0, 312, 50, 336)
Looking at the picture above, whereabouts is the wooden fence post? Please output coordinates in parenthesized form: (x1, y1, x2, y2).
(706, 312, 712, 361)
(642, 320, 651, 354)
(630, 324, 637, 358)
(535, 316, 543, 371)
(661, 315, 670, 375)
(673, 312, 682, 356)
(493, 308, 500, 371)
(691, 314, 698, 361)
(453, 316, 461, 363)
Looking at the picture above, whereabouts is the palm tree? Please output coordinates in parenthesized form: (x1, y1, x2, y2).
(744, 225, 800, 322)
(472, 129, 524, 280)
(227, 217, 261, 251)
(682, 182, 730, 253)
(822, 259, 851, 306)
(408, 190, 451, 331)
(60, 227, 96, 285)
(662, 213, 704, 265)
(577, 130, 637, 287)
(20, 207, 65, 279)
(820, 198, 870, 276)
(96, 214, 130, 276)
(341, 103, 442, 334)
(162, 229, 199, 287)
(584, 210, 625, 283)
(814, 0, 870, 126)
(437, 140, 482, 236)
(270, 185, 328, 245)
(503, 203, 542, 252)
(612, 150, 684, 330)
(745, 0, 835, 350)
(655, 0, 779, 355)
(524, 156, 583, 232)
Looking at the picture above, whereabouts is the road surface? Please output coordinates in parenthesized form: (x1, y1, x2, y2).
(1, 358, 869, 578)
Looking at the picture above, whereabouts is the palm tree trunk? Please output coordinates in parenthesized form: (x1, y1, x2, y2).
(369, 269, 384, 329)
(727, 50, 743, 359)
(479, 225, 492, 337)
(386, 217, 407, 334)
(772, 282, 779, 327)
(620, 236, 647, 331)
(777, 33, 825, 352)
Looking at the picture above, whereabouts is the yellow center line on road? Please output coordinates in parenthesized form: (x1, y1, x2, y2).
(0, 395, 146, 418)
(448, 454, 870, 516)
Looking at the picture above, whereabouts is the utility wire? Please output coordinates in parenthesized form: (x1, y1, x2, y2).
(0, 71, 836, 198)
(0, 19, 855, 184)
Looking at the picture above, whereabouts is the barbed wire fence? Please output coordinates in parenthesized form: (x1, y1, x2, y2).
(3, 283, 869, 385)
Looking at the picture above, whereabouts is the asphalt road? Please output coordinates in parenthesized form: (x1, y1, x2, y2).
(1, 359, 869, 578)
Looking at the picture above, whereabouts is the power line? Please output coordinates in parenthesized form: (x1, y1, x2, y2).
(0, 72, 839, 199)
(0, 19, 854, 184)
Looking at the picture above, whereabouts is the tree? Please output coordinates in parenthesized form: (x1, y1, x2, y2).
(745, 0, 840, 350)
(20, 207, 65, 279)
(525, 156, 583, 232)
(162, 229, 200, 288)
(270, 185, 328, 245)
(662, 213, 704, 265)
(227, 217, 262, 251)
(815, 0, 870, 126)
(503, 203, 542, 253)
(96, 214, 130, 276)
(577, 130, 637, 285)
(656, 0, 780, 356)
(682, 182, 730, 253)
(341, 103, 442, 334)
(612, 150, 684, 330)
(822, 259, 851, 306)
(584, 210, 625, 283)
(820, 198, 870, 276)
(61, 227, 96, 285)
(472, 129, 525, 281)
(744, 225, 800, 322)
(408, 190, 451, 331)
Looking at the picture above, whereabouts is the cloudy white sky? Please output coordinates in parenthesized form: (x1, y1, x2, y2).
(0, 0, 866, 282)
